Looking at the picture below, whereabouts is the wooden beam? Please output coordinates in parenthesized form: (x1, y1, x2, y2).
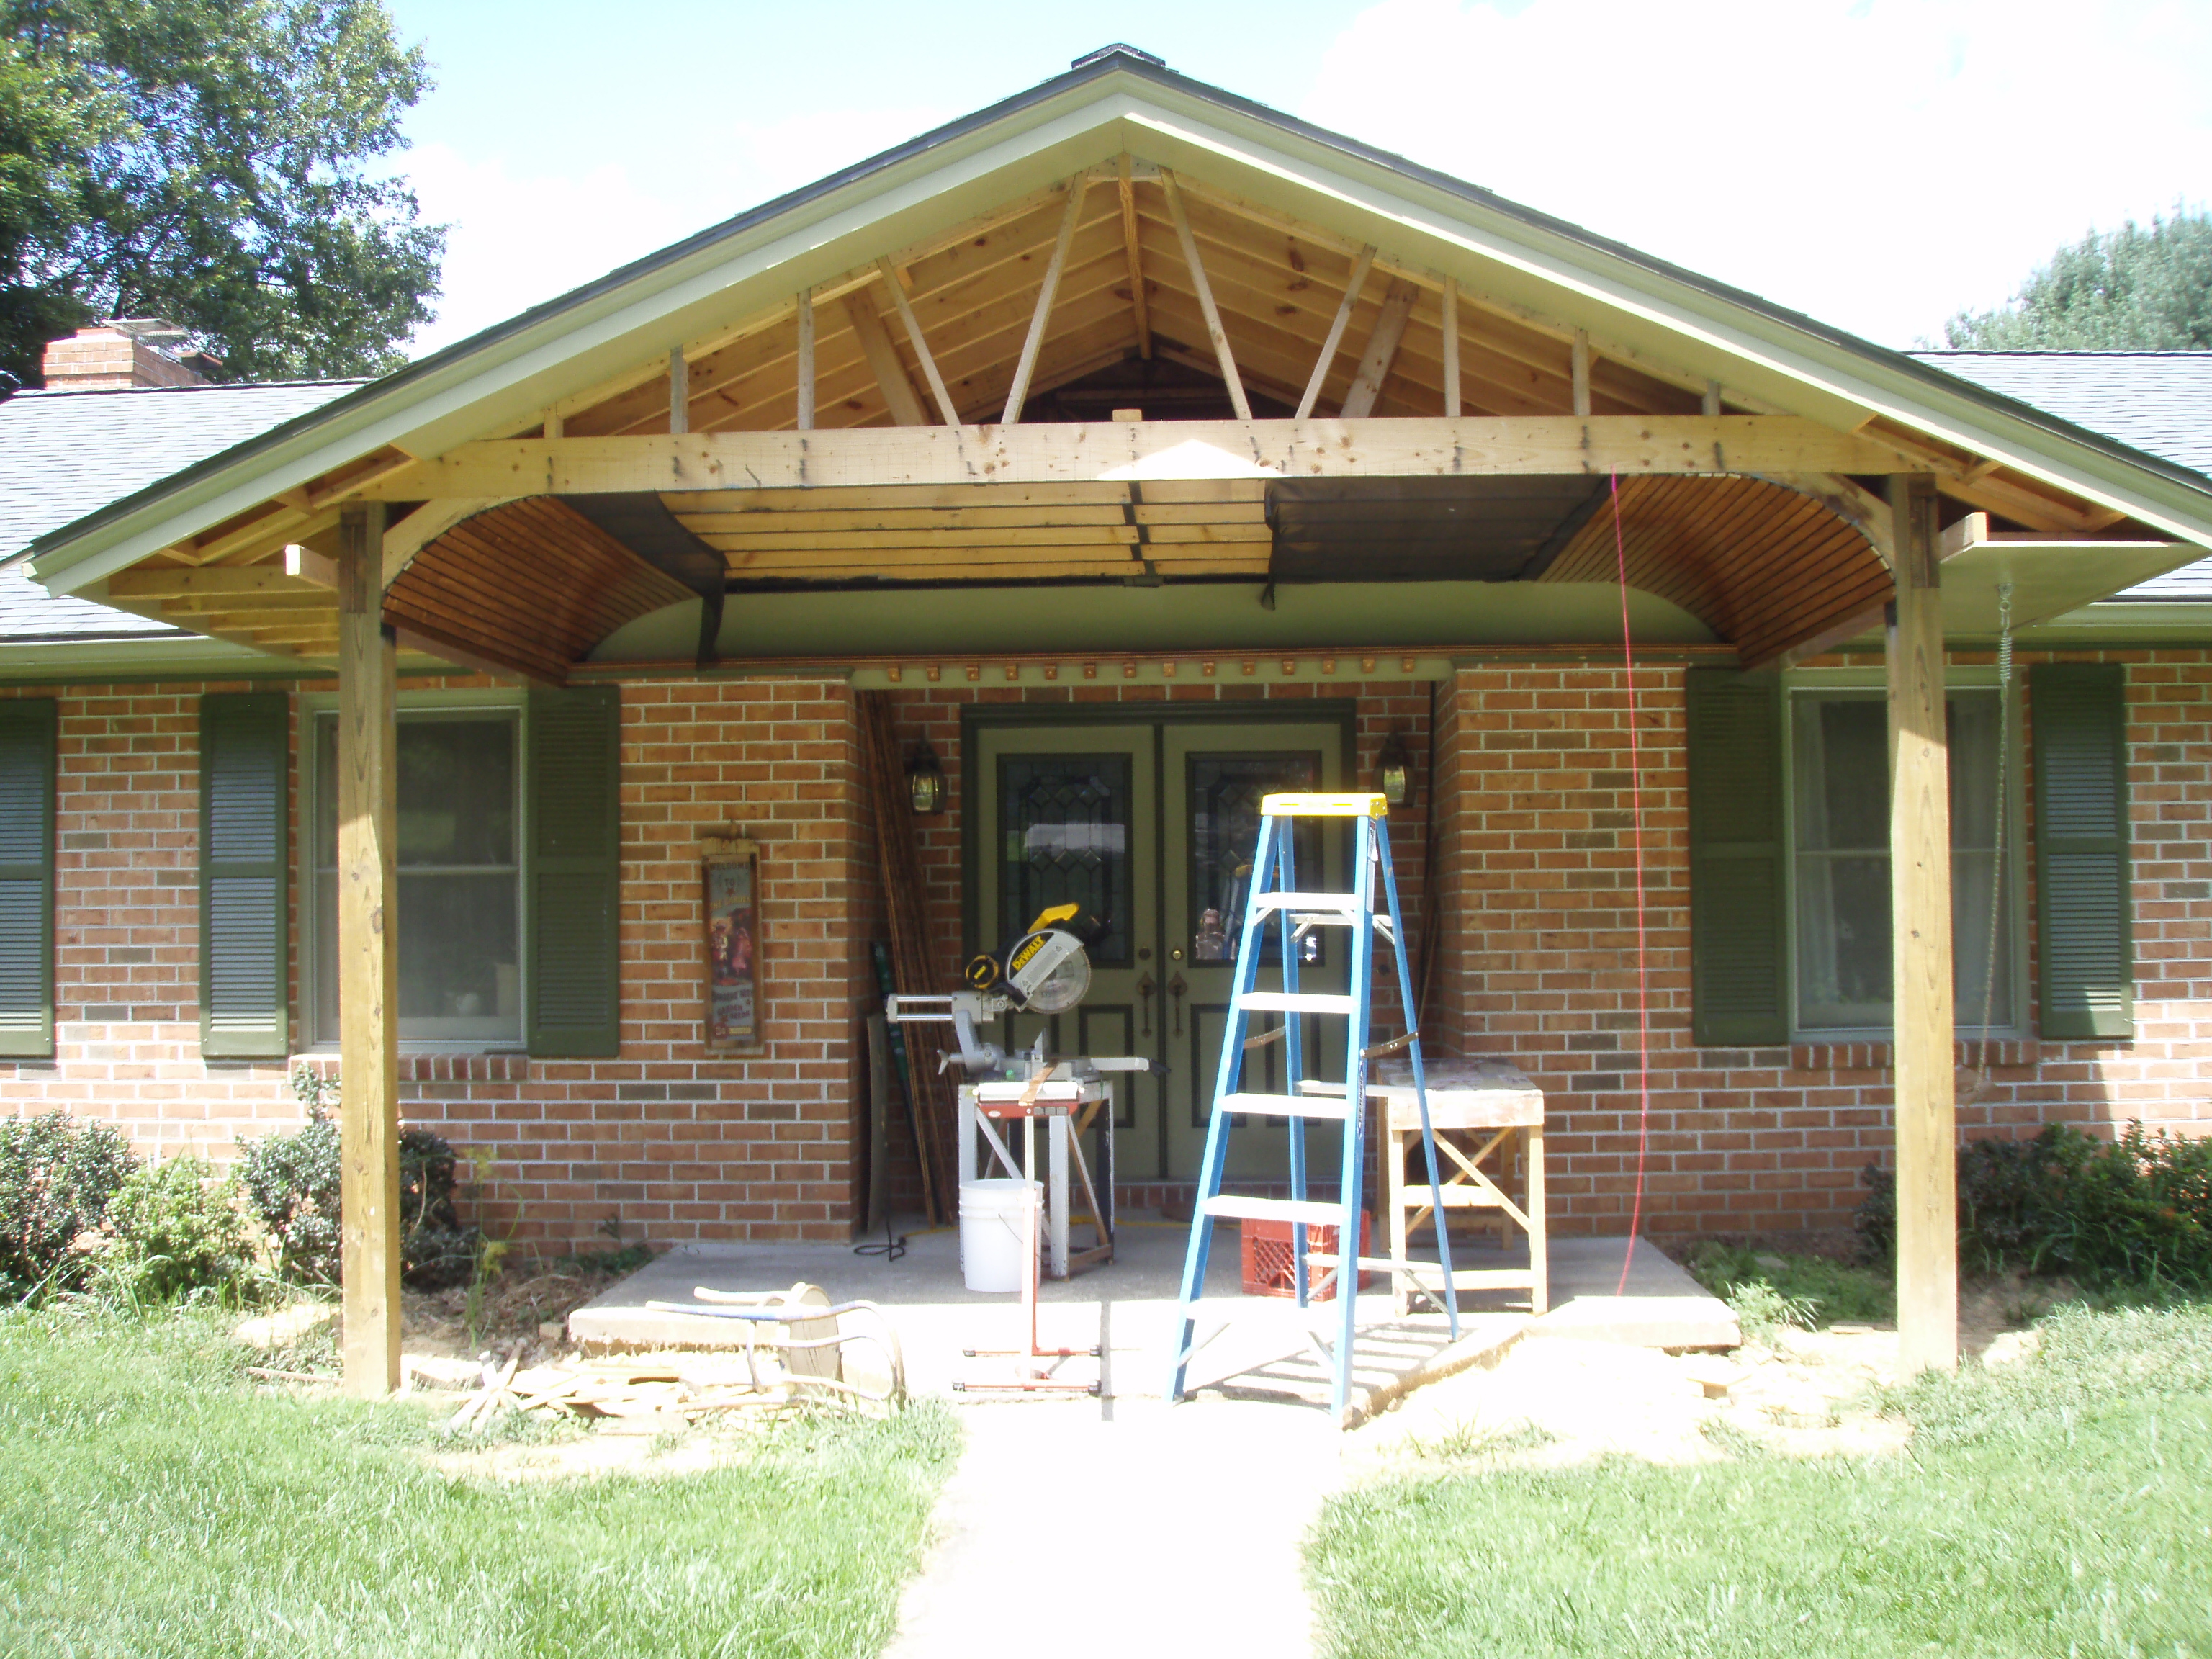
(669, 349, 690, 436)
(1768, 472, 1897, 567)
(107, 565, 327, 602)
(336, 501, 401, 1399)
(874, 259, 960, 427)
(795, 289, 816, 431)
(381, 498, 511, 590)
(366, 416, 1931, 499)
(286, 542, 339, 589)
(1571, 331, 1592, 418)
(842, 292, 927, 427)
(1441, 277, 1461, 419)
(1003, 174, 1091, 424)
(1159, 168, 1251, 420)
(1338, 276, 1419, 420)
(1117, 155, 1152, 361)
(1887, 474, 1957, 1377)
(1295, 244, 1376, 421)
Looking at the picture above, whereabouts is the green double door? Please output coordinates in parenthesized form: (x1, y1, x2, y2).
(972, 712, 1351, 1183)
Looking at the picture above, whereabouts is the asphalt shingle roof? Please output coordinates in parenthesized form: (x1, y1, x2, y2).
(1910, 352, 2212, 601)
(0, 379, 360, 642)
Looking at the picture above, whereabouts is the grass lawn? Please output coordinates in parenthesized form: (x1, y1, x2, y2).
(0, 1309, 958, 1658)
(1310, 1302, 2212, 1658)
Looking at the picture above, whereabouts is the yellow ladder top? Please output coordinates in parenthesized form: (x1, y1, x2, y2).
(1261, 791, 1389, 817)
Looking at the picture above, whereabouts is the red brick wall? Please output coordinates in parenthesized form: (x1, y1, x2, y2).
(1434, 652, 2212, 1243)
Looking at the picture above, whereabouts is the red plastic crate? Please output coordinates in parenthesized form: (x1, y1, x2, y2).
(1238, 1210, 1374, 1300)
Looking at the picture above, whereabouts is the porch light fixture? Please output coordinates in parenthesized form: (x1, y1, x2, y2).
(907, 741, 946, 814)
(1378, 730, 1413, 809)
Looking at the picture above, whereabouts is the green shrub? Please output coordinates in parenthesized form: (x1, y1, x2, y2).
(235, 1083, 480, 1290)
(1686, 1240, 1895, 1331)
(1856, 1121, 2212, 1291)
(0, 1112, 139, 1298)
(94, 1157, 256, 1305)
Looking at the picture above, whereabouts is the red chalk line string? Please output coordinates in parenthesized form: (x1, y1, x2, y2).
(1612, 471, 1653, 1295)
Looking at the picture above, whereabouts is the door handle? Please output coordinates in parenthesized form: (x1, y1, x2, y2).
(1135, 971, 1156, 1038)
(1167, 970, 1187, 1036)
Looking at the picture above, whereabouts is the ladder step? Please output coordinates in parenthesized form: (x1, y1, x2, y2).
(1251, 891, 1360, 914)
(1238, 991, 1357, 1014)
(1202, 1196, 1346, 1228)
(1218, 1092, 1351, 1121)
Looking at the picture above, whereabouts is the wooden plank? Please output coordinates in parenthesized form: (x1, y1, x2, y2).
(669, 349, 690, 436)
(727, 559, 1151, 582)
(1003, 174, 1091, 424)
(1118, 155, 1151, 361)
(1702, 379, 1722, 418)
(1571, 331, 1591, 418)
(1887, 474, 1957, 1377)
(1338, 276, 1419, 420)
(543, 406, 564, 441)
(874, 259, 960, 426)
(381, 497, 512, 590)
(107, 566, 327, 601)
(286, 543, 339, 589)
(794, 289, 816, 431)
(1159, 168, 1251, 420)
(668, 482, 1143, 513)
(375, 416, 1920, 499)
(676, 504, 1140, 534)
(701, 524, 1143, 552)
(1441, 277, 1460, 419)
(337, 503, 401, 1399)
(1295, 244, 1376, 421)
(842, 290, 927, 427)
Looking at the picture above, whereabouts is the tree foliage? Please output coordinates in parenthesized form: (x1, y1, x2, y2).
(0, 0, 443, 388)
(1943, 208, 2212, 351)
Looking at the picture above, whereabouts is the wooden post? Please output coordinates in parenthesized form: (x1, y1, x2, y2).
(1296, 243, 1375, 419)
(1159, 168, 1252, 420)
(1570, 330, 1591, 417)
(1003, 174, 1089, 424)
(1440, 276, 1461, 418)
(795, 289, 816, 431)
(1117, 154, 1151, 360)
(1887, 473, 1957, 1375)
(337, 502, 401, 1398)
(875, 259, 960, 427)
(668, 349, 689, 436)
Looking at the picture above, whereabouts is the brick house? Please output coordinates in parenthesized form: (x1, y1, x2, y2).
(5, 48, 2210, 1305)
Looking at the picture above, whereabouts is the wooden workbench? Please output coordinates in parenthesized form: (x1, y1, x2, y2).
(1374, 1058, 1546, 1316)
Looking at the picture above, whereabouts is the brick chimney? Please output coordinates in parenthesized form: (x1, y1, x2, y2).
(40, 319, 220, 391)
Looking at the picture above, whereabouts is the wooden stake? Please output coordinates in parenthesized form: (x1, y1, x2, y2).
(1118, 155, 1152, 360)
(875, 260, 959, 427)
(842, 292, 927, 426)
(795, 290, 816, 431)
(669, 349, 689, 436)
(1004, 174, 1089, 424)
(1339, 277, 1419, 419)
(1887, 473, 1957, 1376)
(1703, 379, 1722, 418)
(1159, 168, 1252, 419)
(1296, 243, 1376, 420)
(338, 502, 400, 1399)
(1441, 276, 1461, 418)
(1571, 330, 1591, 417)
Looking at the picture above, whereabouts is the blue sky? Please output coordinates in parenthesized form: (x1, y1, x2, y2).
(384, 0, 2212, 359)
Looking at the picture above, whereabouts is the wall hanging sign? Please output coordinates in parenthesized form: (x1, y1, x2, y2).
(702, 835, 763, 1054)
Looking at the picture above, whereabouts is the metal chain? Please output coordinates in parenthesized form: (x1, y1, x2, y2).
(1972, 583, 2014, 1089)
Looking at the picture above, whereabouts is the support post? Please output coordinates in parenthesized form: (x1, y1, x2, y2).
(1117, 154, 1151, 360)
(1887, 473, 1957, 1375)
(1570, 330, 1591, 417)
(1160, 168, 1252, 420)
(795, 289, 816, 431)
(337, 502, 400, 1398)
(875, 259, 959, 426)
(1441, 276, 1461, 418)
(669, 349, 689, 435)
(1003, 173, 1089, 424)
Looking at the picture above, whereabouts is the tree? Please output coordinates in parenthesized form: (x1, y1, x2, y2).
(0, 0, 444, 388)
(1942, 208, 2212, 351)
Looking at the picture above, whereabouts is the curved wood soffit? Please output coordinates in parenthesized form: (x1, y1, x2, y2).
(1540, 475, 1887, 667)
(384, 496, 693, 683)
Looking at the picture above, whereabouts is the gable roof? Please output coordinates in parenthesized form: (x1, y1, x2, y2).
(1912, 351, 2212, 602)
(0, 379, 361, 642)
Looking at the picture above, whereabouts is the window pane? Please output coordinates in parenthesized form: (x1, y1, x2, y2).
(1793, 696, 1887, 852)
(1188, 752, 1321, 963)
(398, 719, 515, 866)
(397, 873, 521, 1038)
(1794, 854, 1892, 1027)
(314, 713, 337, 866)
(999, 755, 1132, 965)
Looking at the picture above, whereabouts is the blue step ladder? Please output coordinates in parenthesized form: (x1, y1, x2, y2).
(1165, 791, 1457, 1422)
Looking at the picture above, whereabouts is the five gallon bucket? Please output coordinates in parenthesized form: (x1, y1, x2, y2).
(958, 1179, 1042, 1292)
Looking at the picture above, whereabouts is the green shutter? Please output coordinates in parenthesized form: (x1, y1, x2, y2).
(199, 693, 290, 1058)
(0, 699, 57, 1059)
(526, 686, 621, 1056)
(1686, 668, 1789, 1046)
(2033, 663, 2133, 1040)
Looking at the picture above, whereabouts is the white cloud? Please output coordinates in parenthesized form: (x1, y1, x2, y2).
(1301, 0, 2212, 346)
(401, 103, 952, 358)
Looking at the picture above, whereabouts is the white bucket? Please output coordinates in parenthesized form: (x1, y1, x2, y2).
(959, 1179, 1042, 1292)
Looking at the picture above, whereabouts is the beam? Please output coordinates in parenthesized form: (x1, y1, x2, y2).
(107, 565, 328, 601)
(669, 349, 689, 436)
(1159, 168, 1251, 420)
(1887, 474, 1957, 1377)
(1441, 277, 1460, 418)
(368, 417, 1925, 499)
(842, 291, 927, 426)
(1117, 155, 1152, 360)
(795, 289, 816, 431)
(1570, 331, 1592, 418)
(1295, 244, 1376, 421)
(381, 498, 511, 590)
(1702, 380, 1723, 418)
(336, 501, 401, 1399)
(1003, 174, 1090, 424)
(1338, 276, 1419, 420)
(875, 259, 959, 426)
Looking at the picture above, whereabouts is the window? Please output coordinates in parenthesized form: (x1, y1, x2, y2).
(310, 705, 522, 1046)
(1789, 687, 2015, 1035)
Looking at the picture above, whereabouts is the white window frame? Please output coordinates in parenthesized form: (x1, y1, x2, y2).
(300, 687, 530, 1053)
(1782, 667, 2027, 1043)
